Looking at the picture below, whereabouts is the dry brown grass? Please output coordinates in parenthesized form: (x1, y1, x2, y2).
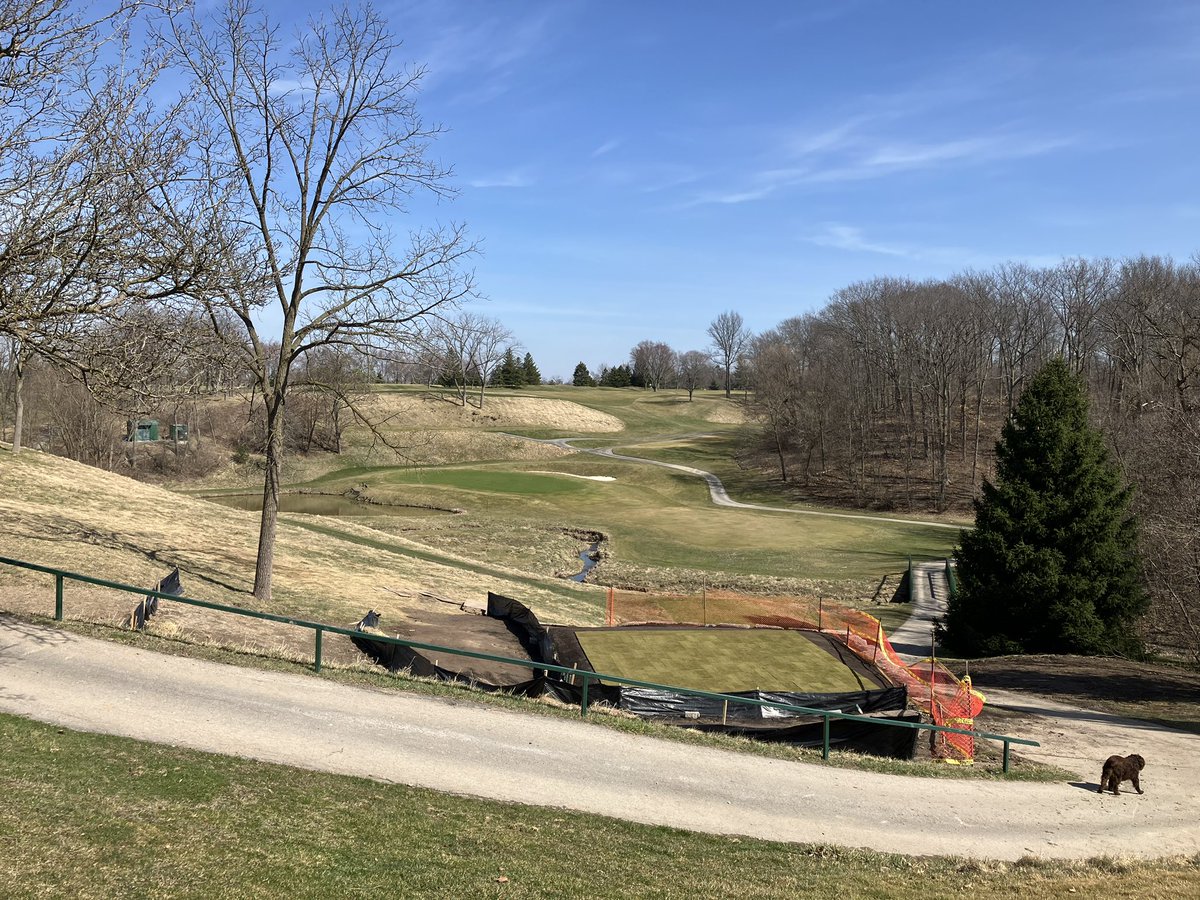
(359, 392, 625, 432)
(0, 449, 604, 639)
(702, 399, 749, 424)
(172, 392, 611, 488)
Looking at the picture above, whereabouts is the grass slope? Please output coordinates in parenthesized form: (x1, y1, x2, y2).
(0, 450, 603, 635)
(310, 455, 956, 594)
(284, 387, 961, 596)
(576, 629, 869, 693)
(171, 386, 958, 597)
(2, 713, 1195, 899)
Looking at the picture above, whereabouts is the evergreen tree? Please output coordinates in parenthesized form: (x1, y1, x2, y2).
(601, 363, 632, 387)
(522, 352, 541, 386)
(572, 362, 595, 387)
(940, 358, 1147, 657)
(494, 347, 525, 388)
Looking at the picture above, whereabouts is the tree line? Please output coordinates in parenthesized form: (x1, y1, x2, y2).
(570, 311, 751, 400)
(743, 255, 1200, 659)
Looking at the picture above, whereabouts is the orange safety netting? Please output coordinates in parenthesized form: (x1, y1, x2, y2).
(605, 587, 985, 761)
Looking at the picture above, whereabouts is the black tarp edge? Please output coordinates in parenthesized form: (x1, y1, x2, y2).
(351, 599, 917, 758)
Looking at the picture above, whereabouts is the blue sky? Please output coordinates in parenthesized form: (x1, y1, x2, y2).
(270, 0, 1200, 379)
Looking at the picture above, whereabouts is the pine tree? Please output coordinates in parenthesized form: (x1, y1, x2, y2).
(601, 363, 632, 387)
(522, 352, 541, 386)
(495, 348, 525, 388)
(940, 358, 1147, 657)
(572, 362, 594, 387)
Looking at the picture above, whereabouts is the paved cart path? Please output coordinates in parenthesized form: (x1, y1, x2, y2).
(889, 560, 953, 659)
(2, 616, 1196, 861)
(530, 436, 963, 530)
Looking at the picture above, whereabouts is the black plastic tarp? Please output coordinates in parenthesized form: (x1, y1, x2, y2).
(616, 685, 907, 721)
(487, 591, 557, 669)
(351, 598, 920, 758)
(127, 567, 183, 630)
(690, 710, 923, 758)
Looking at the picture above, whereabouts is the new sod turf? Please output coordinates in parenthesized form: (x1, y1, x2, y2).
(574, 628, 873, 693)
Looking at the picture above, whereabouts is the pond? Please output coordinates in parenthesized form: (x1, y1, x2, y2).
(204, 493, 454, 518)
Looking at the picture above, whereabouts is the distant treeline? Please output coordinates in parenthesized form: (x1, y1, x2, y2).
(744, 254, 1200, 657)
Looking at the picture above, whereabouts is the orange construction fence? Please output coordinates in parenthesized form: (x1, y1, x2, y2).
(604, 586, 985, 761)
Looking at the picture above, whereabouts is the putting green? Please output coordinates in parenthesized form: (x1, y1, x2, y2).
(575, 628, 869, 693)
(382, 469, 587, 495)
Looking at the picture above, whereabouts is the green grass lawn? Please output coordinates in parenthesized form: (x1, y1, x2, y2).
(301, 455, 957, 592)
(2, 712, 1194, 899)
(514, 385, 745, 440)
(576, 629, 869, 693)
(270, 386, 961, 596)
(383, 467, 589, 495)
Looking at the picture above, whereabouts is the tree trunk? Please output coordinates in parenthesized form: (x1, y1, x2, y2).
(11, 350, 25, 454)
(252, 394, 285, 602)
(773, 424, 788, 482)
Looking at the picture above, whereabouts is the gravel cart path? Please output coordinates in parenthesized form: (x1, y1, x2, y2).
(2, 616, 1196, 861)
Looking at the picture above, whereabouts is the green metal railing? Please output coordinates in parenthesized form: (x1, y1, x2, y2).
(944, 557, 959, 598)
(0, 554, 1038, 771)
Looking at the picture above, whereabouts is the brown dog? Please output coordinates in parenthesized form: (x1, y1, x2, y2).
(1098, 754, 1145, 795)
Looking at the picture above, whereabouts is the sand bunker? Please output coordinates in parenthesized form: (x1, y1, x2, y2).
(530, 471, 616, 482)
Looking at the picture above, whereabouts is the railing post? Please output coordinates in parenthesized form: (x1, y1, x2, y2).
(314, 627, 323, 672)
(1003, 741, 1011, 774)
(822, 713, 830, 760)
(580, 673, 590, 717)
(54, 574, 63, 621)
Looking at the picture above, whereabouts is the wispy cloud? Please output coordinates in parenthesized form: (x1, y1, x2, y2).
(591, 138, 622, 158)
(804, 223, 1064, 270)
(467, 170, 535, 189)
(392, 2, 571, 103)
(685, 131, 1073, 207)
(807, 224, 908, 257)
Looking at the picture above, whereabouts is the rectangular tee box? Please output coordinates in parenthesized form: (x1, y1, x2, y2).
(573, 627, 877, 694)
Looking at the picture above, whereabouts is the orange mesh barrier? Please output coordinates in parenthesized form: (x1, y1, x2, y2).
(605, 587, 986, 761)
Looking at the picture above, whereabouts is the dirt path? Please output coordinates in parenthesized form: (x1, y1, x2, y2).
(2, 615, 1196, 861)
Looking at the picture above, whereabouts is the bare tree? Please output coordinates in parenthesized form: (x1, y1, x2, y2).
(466, 315, 514, 408)
(165, 0, 477, 601)
(287, 346, 369, 453)
(0, 4, 213, 453)
(707, 310, 748, 398)
(629, 339, 676, 392)
(428, 312, 511, 408)
(677, 350, 711, 401)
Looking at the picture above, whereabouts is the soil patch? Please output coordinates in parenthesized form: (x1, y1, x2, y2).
(956, 654, 1200, 735)
(385, 607, 534, 684)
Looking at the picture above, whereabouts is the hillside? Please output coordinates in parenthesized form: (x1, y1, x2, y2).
(0, 449, 605, 655)
(1, 386, 960, 628)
